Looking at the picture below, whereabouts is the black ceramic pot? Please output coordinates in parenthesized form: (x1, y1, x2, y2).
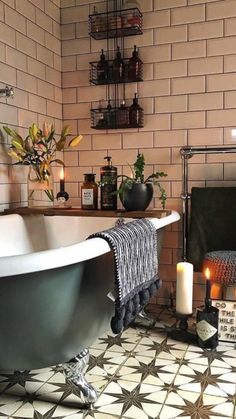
(119, 182, 153, 211)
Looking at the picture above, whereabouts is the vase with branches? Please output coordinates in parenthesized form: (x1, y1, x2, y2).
(4, 123, 82, 207)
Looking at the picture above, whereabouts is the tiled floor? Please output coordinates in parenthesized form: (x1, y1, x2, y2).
(0, 307, 235, 419)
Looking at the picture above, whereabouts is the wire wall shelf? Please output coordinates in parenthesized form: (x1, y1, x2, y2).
(89, 8, 143, 40)
(91, 104, 144, 130)
(89, 58, 143, 85)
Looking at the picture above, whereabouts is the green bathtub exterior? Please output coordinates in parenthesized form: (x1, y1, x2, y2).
(0, 251, 114, 371)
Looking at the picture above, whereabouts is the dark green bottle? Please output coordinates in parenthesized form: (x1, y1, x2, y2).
(112, 46, 124, 82)
(196, 298, 219, 349)
(97, 49, 109, 83)
(100, 156, 117, 210)
(129, 93, 143, 126)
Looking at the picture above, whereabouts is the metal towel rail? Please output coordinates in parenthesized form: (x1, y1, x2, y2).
(180, 145, 236, 261)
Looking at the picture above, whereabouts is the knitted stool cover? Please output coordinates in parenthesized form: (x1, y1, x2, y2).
(203, 250, 236, 285)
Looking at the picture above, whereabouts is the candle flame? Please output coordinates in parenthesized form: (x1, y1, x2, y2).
(205, 267, 210, 280)
(60, 167, 64, 180)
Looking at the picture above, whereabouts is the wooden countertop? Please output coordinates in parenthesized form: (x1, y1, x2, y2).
(2, 207, 171, 218)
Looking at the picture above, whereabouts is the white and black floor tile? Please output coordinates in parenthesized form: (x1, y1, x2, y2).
(0, 308, 235, 419)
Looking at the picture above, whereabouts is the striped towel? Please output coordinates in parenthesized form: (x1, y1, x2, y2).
(88, 219, 161, 333)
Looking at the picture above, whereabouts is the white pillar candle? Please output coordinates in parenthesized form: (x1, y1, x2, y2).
(176, 262, 193, 315)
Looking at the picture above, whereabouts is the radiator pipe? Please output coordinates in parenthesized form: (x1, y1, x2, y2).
(180, 145, 236, 261)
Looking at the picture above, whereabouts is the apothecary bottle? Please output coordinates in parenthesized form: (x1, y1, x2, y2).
(81, 173, 98, 210)
(129, 93, 143, 126)
(97, 49, 109, 83)
(112, 46, 124, 82)
(128, 45, 141, 80)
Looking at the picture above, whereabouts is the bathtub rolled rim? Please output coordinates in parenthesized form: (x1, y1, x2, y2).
(0, 210, 180, 278)
(148, 209, 180, 229)
(0, 237, 111, 278)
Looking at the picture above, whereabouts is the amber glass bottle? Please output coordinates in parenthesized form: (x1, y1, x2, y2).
(81, 174, 98, 210)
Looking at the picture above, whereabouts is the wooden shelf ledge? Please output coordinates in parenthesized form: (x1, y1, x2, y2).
(2, 207, 171, 219)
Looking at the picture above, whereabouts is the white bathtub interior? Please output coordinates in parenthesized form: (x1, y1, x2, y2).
(0, 211, 180, 278)
(1, 211, 180, 256)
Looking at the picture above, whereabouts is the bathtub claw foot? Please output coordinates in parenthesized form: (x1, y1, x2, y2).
(62, 349, 98, 405)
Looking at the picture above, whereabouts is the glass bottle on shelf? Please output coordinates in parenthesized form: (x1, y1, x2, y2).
(97, 49, 109, 83)
(118, 100, 129, 127)
(109, 13, 122, 32)
(106, 100, 115, 127)
(112, 46, 125, 82)
(91, 6, 107, 34)
(129, 93, 143, 126)
(81, 173, 98, 210)
(122, 0, 140, 29)
(96, 101, 107, 128)
(128, 45, 142, 80)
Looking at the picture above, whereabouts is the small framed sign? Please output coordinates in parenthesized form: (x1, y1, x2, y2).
(212, 300, 236, 343)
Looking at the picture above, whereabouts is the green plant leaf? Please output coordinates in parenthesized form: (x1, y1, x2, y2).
(144, 172, 167, 183)
(133, 153, 145, 182)
(3, 126, 24, 144)
(12, 139, 25, 151)
(3, 126, 13, 136)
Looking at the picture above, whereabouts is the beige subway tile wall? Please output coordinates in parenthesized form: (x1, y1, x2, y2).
(0, 0, 236, 306)
(61, 0, 236, 306)
(0, 0, 62, 210)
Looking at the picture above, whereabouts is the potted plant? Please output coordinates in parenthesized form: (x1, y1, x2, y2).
(118, 153, 167, 211)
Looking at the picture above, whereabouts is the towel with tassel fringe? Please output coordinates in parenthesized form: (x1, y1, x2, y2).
(88, 219, 161, 334)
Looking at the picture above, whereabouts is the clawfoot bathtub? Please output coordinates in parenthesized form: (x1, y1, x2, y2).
(0, 211, 179, 405)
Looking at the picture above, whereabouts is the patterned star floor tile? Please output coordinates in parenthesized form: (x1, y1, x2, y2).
(95, 381, 164, 419)
(0, 307, 235, 419)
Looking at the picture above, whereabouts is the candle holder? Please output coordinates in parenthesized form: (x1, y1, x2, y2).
(167, 312, 197, 344)
(55, 167, 71, 208)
